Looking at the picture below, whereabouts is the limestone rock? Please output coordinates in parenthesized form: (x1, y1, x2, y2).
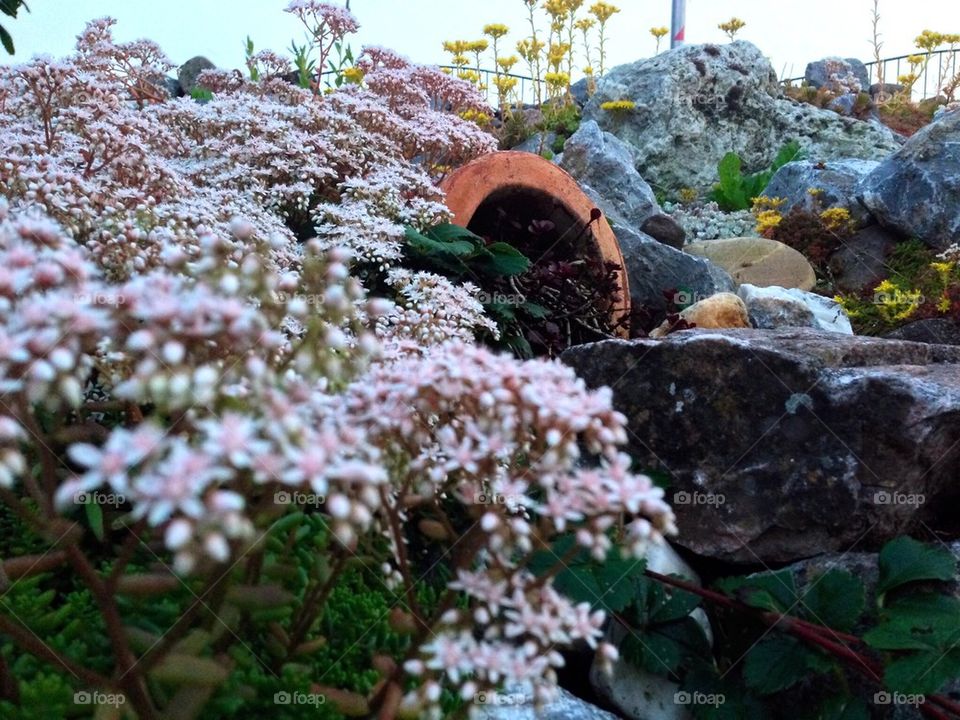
(737, 284, 852, 334)
(561, 328, 960, 563)
(804, 57, 870, 93)
(684, 237, 817, 290)
(860, 107, 960, 251)
(584, 41, 901, 190)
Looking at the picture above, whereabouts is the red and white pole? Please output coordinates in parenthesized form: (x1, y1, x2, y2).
(671, 0, 686, 48)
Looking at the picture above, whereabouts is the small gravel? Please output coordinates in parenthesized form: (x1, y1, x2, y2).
(663, 201, 759, 241)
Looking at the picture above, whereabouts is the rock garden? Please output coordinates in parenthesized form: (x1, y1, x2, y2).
(1, 1, 960, 719)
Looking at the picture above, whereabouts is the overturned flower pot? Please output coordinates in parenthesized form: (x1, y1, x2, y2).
(440, 151, 632, 343)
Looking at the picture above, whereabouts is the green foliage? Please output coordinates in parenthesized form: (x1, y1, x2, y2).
(326, 41, 355, 88)
(190, 87, 214, 102)
(709, 141, 804, 211)
(245, 36, 260, 81)
(403, 222, 531, 279)
(0, 0, 28, 55)
(876, 536, 956, 598)
(289, 40, 317, 89)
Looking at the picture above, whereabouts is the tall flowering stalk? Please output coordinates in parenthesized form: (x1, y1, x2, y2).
(285, 0, 360, 91)
(521, 0, 545, 106)
(589, 1, 620, 75)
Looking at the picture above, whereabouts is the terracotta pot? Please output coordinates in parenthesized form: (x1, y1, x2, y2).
(439, 151, 631, 336)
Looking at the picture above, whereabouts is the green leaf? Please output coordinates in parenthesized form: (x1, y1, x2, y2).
(877, 537, 956, 596)
(649, 581, 702, 624)
(799, 569, 864, 632)
(519, 301, 550, 319)
(743, 636, 833, 694)
(770, 140, 804, 173)
(715, 569, 798, 613)
(865, 593, 960, 651)
(476, 242, 531, 276)
(0, 24, 13, 55)
(84, 501, 104, 542)
(884, 649, 960, 696)
(807, 695, 868, 720)
(423, 222, 484, 246)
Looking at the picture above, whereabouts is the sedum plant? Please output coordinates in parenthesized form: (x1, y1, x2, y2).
(0, 4, 676, 719)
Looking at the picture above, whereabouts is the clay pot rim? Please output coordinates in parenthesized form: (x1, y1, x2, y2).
(439, 150, 631, 336)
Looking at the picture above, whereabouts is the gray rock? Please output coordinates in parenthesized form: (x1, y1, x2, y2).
(178, 56, 216, 95)
(570, 77, 592, 107)
(584, 42, 901, 190)
(762, 158, 879, 228)
(885, 318, 960, 346)
(561, 328, 960, 563)
(474, 687, 619, 720)
(162, 76, 183, 98)
(559, 120, 660, 229)
(933, 102, 960, 122)
(737, 284, 853, 334)
(827, 92, 858, 116)
(828, 224, 898, 294)
(860, 108, 960, 251)
(512, 132, 559, 156)
(612, 224, 735, 314)
(641, 213, 686, 249)
(804, 57, 870, 93)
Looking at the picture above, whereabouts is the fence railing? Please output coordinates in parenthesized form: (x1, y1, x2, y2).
(783, 48, 960, 101)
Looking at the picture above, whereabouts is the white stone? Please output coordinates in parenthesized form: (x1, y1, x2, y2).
(738, 284, 853, 334)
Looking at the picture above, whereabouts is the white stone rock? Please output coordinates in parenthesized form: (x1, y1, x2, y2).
(738, 284, 853, 334)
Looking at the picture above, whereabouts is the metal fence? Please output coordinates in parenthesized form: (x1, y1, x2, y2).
(783, 48, 959, 101)
(438, 65, 541, 108)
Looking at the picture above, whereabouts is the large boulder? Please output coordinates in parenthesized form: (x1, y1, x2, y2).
(860, 109, 960, 251)
(584, 41, 901, 190)
(885, 318, 960, 346)
(804, 57, 870, 93)
(762, 158, 879, 227)
(559, 120, 660, 230)
(561, 329, 960, 563)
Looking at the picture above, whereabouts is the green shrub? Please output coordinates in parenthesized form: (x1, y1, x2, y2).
(710, 141, 804, 211)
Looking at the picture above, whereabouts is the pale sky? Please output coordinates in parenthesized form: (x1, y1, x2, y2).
(3, 1, 959, 85)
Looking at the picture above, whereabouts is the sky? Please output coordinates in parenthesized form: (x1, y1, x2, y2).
(2, 0, 959, 85)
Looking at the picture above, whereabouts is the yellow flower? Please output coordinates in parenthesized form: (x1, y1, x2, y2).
(498, 55, 519, 72)
(650, 26, 669, 39)
(589, 1, 620, 23)
(873, 280, 923, 322)
(483, 23, 510, 39)
(819, 207, 852, 231)
(718, 17, 747, 40)
(678, 187, 698, 203)
(544, 0, 569, 20)
(807, 187, 824, 197)
(457, 70, 480, 83)
(600, 99, 635, 112)
(752, 196, 785, 212)
(574, 18, 596, 32)
(450, 54, 470, 67)
(544, 71, 570, 88)
(493, 75, 518, 94)
(466, 39, 489, 53)
(564, 0, 585, 12)
(517, 38, 545, 62)
(442, 40, 469, 54)
(342, 66, 364, 84)
(582, 65, 594, 76)
(754, 210, 783, 234)
(915, 30, 945, 52)
(907, 54, 925, 65)
(938, 295, 952, 313)
(459, 108, 492, 126)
